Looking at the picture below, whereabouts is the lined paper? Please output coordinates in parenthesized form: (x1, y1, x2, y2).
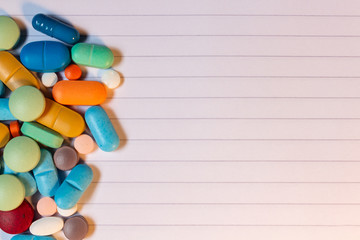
(3, 0, 360, 239)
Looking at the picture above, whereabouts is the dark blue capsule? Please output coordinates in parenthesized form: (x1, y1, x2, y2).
(32, 13, 80, 45)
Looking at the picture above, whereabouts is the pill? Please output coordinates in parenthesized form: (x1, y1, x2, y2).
(10, 121, 21, 137)
(52, 80, 107, 105)
(41, 73, 58, 87)
(57, 204, 77, 217)
(55, 164, 93, 209)
(63, 216, 88, 240)
(0, 122, 10, 148)
(54, 146, 79, 171)
(33, 149, 59, 197)
(3, 163, 37, 197)
(9, 86, 45, 122)
(74, 134, 95, 154)
(29, 217, 64, 236)
(36, 98, 85, 138)
(0, 199, 34, 234)
(32, 13, 80, 45)
(0, 51, 40, 91)
(0, 16, 20, 50)
(11, 235, 56, 240)
(21, 122, 64, 148)
(85, 106, 120, 152)
(20, 41, 71, 73)
(101, 69, 121, 89)
(65, 64, 82, 80)
(0, 174, 25, 211)
(4, 136, 40, 172)
(0, 98, 16, 121)
(71, 43, 114, 69)
(37, 197, 57, 217)
(0, 81, 5, 97)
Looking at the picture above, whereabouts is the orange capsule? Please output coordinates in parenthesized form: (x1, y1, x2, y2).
(52, 80, 107, 105)
(9, 121, 21, 137)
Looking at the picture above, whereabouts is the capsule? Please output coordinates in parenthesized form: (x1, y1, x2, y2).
(11, 235, 56, 240)
(0, 98, 16, 121)
(85, 106, 120, 152)
(0, 122, 10, 148)
(53, 80, 107, 105)
(36, 98, 85, 138)
(20, 41, 71, 73)
(54, 164, 93, 209)
(71, 43, 114, 69)
(0, 51, 40, 91)
(21, 122, 64, 148)
(32, 13, 80, 45)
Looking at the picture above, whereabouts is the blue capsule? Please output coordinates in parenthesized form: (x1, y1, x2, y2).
(85, 106, 120, 152)
(0, 81, 5, 97)
(20, 41, 71, 72)
(0, 98, 16, 120)
(32, 13, 80, 45)
(11, 235, 56, 240)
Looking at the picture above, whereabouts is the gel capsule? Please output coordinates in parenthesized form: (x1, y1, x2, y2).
(0, 51, 40, 91)
(20, 41, 71, 73)
(55, 164, 93, 209)
(71, 43, 114, 69)
(85, 106, 120, 152)
(53, 80, 107, 105)
(33, 149, 59, 197)
(32, 14, 80, 45)
(36, 98, 85, 138)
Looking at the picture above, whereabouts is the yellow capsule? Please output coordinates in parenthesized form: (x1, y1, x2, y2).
(0, 122, 10, 148)
(37, 98, 85, 138)
(0, 51, 40, 91)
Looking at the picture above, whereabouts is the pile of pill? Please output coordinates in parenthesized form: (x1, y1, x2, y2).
(0, 13, 122, 239)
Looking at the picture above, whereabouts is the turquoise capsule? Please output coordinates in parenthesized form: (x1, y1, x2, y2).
(11, 235, 56, 240)
(71, 43, 114, 69)
(85, 106, 120, 152)
(55, 164, 93, 209)
(0, 98, 16, 120)
(0, 81, 5, 97)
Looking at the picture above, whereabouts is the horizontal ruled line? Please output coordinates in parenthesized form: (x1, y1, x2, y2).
(90, 181, 360, 184)
(78, 202, 360, 205)
(15, 14, 360, 17)
(121, 55, 360, 58)
(89, 224, 360, 227)
(109, 118, 360, 120)
(86, 160, 360, 163)
(115, 139, 360, 141)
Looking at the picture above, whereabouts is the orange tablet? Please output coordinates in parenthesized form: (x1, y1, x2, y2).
(9, 121, 21, 137)
(52, 80, 107, 105)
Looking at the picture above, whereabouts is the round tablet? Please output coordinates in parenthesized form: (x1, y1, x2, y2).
(74, 134, 95, 154)
(54, 146, 79, 171)
(4, 136, 41, 172)
(0, 122, 10, 148)
(41, 72, 58, 87)
(0, 199, 34, 234)
(0, 175, 25, 211)
(9, 86, 45, 121)
(100, 69, 121, 89)
(65, 64, 82, 80)
(0, 16, 20, 50)
(37, 197, 57, 216)
(57, 204, 77, 217)
(63, 216, 88, 240)
(9, 121, 21, 138)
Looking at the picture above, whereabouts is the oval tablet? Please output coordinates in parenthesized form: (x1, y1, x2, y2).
(0, 122, 10, 148)
(85, 106, 120, 152)
(0, 51, 40, 91)
(36, 98, 85, 138)
(11, 235, 56, 240)
(53, 80, 107, 105)
(32, 13, 80, 45)
(0, 199, 34, 234)
(29, 217, 64, 236)
(0, 174, 25, 211)
(0, 98, 16, 121)
(71, 43, 114, 69)
(21, 122, 64, 148)
(20, 41, 71, 73)
(63, 216, 88, 240)
(4, 136, 41, 172)
(9, 86, 45, 122)
(0, 16, 20, 50)
(57, 204, 77, 217)
(55, 164, 93, 209)
(33, 149, 59, 197)
(54, 146, 79, 171)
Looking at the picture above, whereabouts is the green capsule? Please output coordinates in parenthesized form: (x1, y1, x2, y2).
(71, 43, 114, 69)
(21, 122, 64, 148)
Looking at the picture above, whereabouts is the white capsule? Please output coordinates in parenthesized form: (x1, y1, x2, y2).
(100, 69, 121, 89)
(57, 204, 78, 217)
(30, 216, 64, 236)
(41, 72, 58, 87)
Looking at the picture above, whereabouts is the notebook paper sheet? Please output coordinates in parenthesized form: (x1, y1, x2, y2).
(3, 0, 360, 239)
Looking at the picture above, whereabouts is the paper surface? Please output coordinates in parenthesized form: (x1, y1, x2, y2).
(4, 0, 360, 239)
